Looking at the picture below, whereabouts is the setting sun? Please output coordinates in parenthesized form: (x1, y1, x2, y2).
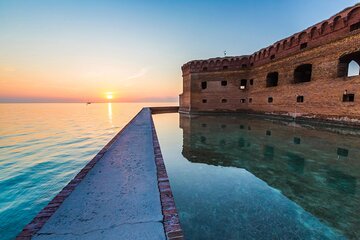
(105, 92, 113, 100)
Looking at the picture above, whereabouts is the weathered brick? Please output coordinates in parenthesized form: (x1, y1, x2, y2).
(180, 4, 360, 124)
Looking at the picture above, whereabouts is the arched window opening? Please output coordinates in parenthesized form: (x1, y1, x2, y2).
(283, 40, 288, 49)
(338, 51, 360, 77)
(221, 99, 227, 103)
(294, 64, 312, 83)
(321, 22, 330, 34)
(300, 42, 308, 50)
(266, 72, 279, 87)
(310, 27, 318, 39)
(350, 21, 360, 32)
(333, 16, 344, 30)
(348, 60, 360, 77)
(276, 43, 281, 52)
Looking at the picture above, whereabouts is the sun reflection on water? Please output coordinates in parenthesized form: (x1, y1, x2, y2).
(107, 102, 113, 126)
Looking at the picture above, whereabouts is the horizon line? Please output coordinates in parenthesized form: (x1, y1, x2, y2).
(0, 101, 178, 104)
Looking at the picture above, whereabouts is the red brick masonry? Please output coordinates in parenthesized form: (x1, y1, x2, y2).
(179, 4, 360, 123)
(17, 107, 183, 240)
(150, 107, 184, 240)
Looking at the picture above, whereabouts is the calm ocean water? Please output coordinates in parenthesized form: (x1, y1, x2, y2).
(154, 113, 360, 240)
(0, 102, 175, 240)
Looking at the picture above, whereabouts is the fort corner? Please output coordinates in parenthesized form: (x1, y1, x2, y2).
(179, 4, 360, 124)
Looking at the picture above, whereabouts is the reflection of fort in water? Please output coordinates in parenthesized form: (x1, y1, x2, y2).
(179, 114, 360, 239)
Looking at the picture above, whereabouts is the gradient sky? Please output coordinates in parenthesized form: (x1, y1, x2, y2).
(0, 0, 358, 102)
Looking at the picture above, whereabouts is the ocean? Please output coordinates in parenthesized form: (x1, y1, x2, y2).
(0, 102, 175, 240)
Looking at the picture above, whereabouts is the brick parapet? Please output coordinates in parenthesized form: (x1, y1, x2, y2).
(150, 110, 184, 240)
(181, 3, 360, 74)
(151, 106, 180, 114)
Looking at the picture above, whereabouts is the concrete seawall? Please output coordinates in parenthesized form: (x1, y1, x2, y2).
(17, 107, 183, 240)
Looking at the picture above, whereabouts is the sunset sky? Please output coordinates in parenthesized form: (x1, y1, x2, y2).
(0, 0, 358, 102)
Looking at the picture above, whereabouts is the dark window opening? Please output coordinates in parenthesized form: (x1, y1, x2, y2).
(202, 67, 208, 71)
(250, 63, 254, 66)
(300, 42, 308, 50)
(287, 152, 305, 174)
(270, 55, 275, 60)
(337, 148, 349, 157)
(240, 125, 244, 129)
(266, 72, 279, 87)
(266, 130, 272, 136)
(297, 96, 304, 103)
(343, 93, 355, 102)
(221, 99, 227, 103)
(263, 145, 274, 160)
(238, 138, 245, 148)
(240, 99, 246, 103)
(294, 64, 312, 83)
(294, 137, 301, 144)
(350, 22, 360, 32)
(221, 80, 227, 86)
(200, 136, 206, 144)
(201, 81, 207, 89)
(327, 170, 356, 194)
(240, 79, 247, 89)
(268, 97, 273, 103)
(249, 98, 252, 103)
(338, 51, 360, 77)
(202, 99, 207, 103)
(250, 79, 254, 85)
(223, 66, 228, 70)
(201, 123, 207, 128)
(242, 64, 247, 68)
(221, 124, 226, 129)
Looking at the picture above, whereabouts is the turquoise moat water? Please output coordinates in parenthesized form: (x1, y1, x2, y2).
(0, 103, 174, 240)
(153, 113, 360, 240)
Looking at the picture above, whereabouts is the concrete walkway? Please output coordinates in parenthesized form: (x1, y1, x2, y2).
(32, 108, 165, 240)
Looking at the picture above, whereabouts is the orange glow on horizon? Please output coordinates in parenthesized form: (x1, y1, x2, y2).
(0, 66, 181, 103)
(106, 92, 113, 100)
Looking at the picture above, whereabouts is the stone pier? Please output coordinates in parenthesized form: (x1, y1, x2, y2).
(17, 107, 183, 240)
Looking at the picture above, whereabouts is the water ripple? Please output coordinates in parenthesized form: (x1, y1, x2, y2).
(0, 102, 174, 240)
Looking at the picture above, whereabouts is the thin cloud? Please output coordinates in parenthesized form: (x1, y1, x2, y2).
(127, 67, 149, 80)
(1, 66, 16, 72)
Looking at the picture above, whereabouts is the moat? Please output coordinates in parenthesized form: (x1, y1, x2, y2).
(154, 113, 360, 240)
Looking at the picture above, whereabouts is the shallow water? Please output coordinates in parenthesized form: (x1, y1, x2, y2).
(153, 113, 360, 240)
(0, 102, 175, 240)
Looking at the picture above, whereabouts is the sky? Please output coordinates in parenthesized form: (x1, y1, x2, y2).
(0, 0, 358, 103)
